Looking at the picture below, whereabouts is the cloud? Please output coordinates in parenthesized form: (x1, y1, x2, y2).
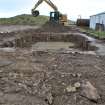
(0, 0, 105, 20)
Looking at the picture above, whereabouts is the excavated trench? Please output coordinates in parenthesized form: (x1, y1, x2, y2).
(0, 28, 105, 105)
(0, 32, 97, 52)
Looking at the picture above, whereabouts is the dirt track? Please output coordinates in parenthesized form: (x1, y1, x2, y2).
(0, 25, 40, 33)
(0, 23, 105, 105)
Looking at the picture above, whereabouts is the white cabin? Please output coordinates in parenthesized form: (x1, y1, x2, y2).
(90, 12, 105, 30)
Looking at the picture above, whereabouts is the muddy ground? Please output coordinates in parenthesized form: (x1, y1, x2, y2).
(0, 23, 105, 105)
(0, 25, 40, 33)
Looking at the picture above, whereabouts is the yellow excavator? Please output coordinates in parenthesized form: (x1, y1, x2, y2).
(31, 0, 68, 25)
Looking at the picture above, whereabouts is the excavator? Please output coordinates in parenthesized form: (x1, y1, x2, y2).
(31, 0, 68, 25)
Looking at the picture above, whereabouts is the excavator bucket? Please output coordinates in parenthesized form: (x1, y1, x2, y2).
(32, 10, 40, 17)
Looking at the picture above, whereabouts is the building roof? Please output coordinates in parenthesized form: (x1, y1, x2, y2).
(90, 11, 105, 17)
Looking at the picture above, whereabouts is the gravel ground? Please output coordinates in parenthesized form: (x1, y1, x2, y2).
(0, 48, 105, 105)
(0, 23, 105, 105)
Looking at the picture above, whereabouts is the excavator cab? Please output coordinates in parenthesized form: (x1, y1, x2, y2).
(50, 12, 68, 25)
(50, 12, 60, 23)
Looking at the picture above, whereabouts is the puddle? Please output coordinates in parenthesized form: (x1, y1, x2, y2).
(81, 33, 105, 56)
(32, 42, 75, 51)
(92, 42, 105, 56)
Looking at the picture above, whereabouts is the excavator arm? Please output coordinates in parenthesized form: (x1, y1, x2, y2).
(32, 0, 58, 16)
(32, 0, 43, 16)
(43, 0, 58, 11)
(32, 0, 43, 11)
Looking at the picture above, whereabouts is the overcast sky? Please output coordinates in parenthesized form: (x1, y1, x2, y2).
(0, 0, 105, 20)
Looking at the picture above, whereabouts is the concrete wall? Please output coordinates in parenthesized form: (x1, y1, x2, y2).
(90, 13, 105, 30)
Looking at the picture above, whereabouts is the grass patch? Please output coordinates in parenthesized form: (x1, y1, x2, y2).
(0, 14, 49, 25)
(80, 27, 105, 39)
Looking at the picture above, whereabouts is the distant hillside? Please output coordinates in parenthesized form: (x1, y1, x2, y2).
(0, 14, 49, 25)
(0, 14, 75, 26)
